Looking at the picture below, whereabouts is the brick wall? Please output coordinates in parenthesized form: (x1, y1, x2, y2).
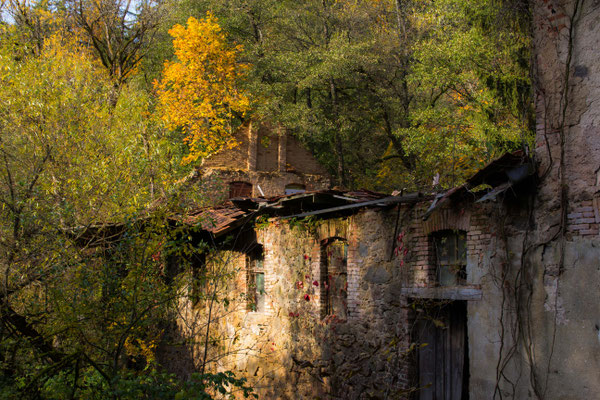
(203, 122, 329, 177)
(286, 135, 329, 175)
(200, 122, 331, 198)
(202, 168, 331, 199)
(256, 125, 280, 171)
(567, 200, 600, 237)
(400, 202, 492, 289)
(201, 123, 251, 171)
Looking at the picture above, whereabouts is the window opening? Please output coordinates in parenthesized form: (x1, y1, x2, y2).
(247, 254, 265, 312)
(285, 183, 306, 195)
(432, 230, 466, 286)
(229, 181, 252, 198)
(322, 238, 348, 320)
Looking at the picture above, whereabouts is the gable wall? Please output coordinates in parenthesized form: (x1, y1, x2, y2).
(201, 169, 331, 199)
(201, 123, 251, 171)
(286, 135, 329, 175)
(201, 123, 331, 197)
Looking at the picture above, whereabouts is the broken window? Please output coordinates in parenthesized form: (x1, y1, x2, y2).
(284, 183, 306, 195)
(229, 181, 252, 198)
(432, 230, 467, 286)
(247, 253, 265, 312)
(322, 238, 348, 320)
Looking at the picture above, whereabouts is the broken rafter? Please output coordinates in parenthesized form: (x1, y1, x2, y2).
(279, 192, 429, 219)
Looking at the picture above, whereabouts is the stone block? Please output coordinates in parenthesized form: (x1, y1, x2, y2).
(570, 223, 591, 230)
(574, 206, 594, 213)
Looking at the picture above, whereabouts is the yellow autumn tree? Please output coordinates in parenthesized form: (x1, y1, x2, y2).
(155, 13, 251, 163)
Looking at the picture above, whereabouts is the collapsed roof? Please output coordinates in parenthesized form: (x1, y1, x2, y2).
(422, 150, 534, 220)
(69, 151, 534, 245)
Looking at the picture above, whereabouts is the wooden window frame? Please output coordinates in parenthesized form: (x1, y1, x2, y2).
(246, 254, 265, 312)
(431, 230, 467, 286)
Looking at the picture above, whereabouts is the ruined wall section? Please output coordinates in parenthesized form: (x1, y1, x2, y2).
(463, 202, 531, 399)
(255, 210, 413, 398)
(201, 123, 331, 198)
(401, 202, 493, 289)
(202, 169, 330, 199)
(397, 200, 531, 399)
(285, 135, 329, 176)
(534, 0, 600, 236)
(165, 198, 538, 399)
(499, 1, 600, 398)
(169, 208, 417, 399)
(201, 123, 252, 171)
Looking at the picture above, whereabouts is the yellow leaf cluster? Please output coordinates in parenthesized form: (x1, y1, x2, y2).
(155, 13, 251, 164)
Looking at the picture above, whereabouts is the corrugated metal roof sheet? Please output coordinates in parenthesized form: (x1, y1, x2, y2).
(422, 150, 534, 220)
(174, 189, 407, 234)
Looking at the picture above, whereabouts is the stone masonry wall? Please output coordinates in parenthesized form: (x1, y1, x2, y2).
(201, 168, 331, 199)
(167, 208, 413, 398)
(166, 199, 510, 399)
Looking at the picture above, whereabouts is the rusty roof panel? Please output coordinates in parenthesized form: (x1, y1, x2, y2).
(174, 202, 254, 235)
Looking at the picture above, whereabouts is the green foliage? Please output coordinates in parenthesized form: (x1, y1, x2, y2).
(254, 215, 270, 230)
(0, 20, 251, 399)
(38, 367, 256, 399)
(163, 0, 533, 190)
(288, 215, 321, 235)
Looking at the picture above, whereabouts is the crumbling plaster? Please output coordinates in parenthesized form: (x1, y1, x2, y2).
(484, 0, 600, 398)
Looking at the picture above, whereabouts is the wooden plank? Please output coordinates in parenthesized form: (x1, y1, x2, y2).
(438, 313, 447, 400)
(450, 303, 465, 400)
(416, 302, 468, 400)
(418, 319, 435, 400)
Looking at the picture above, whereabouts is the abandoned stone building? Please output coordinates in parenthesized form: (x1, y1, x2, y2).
(157, 1, 600, 399)
(164, 151, 536, 399)
(200, 122, 331, 199)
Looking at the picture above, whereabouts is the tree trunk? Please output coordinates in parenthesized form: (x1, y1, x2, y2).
(330, 78, 347, 187)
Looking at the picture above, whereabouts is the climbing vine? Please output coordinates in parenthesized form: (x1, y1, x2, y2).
(492, 2, 585, 399)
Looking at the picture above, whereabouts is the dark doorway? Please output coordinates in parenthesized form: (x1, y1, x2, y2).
(413, 301, 469, 400)
(321, 238, 348, 320)
(229, 181, 252, 198)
